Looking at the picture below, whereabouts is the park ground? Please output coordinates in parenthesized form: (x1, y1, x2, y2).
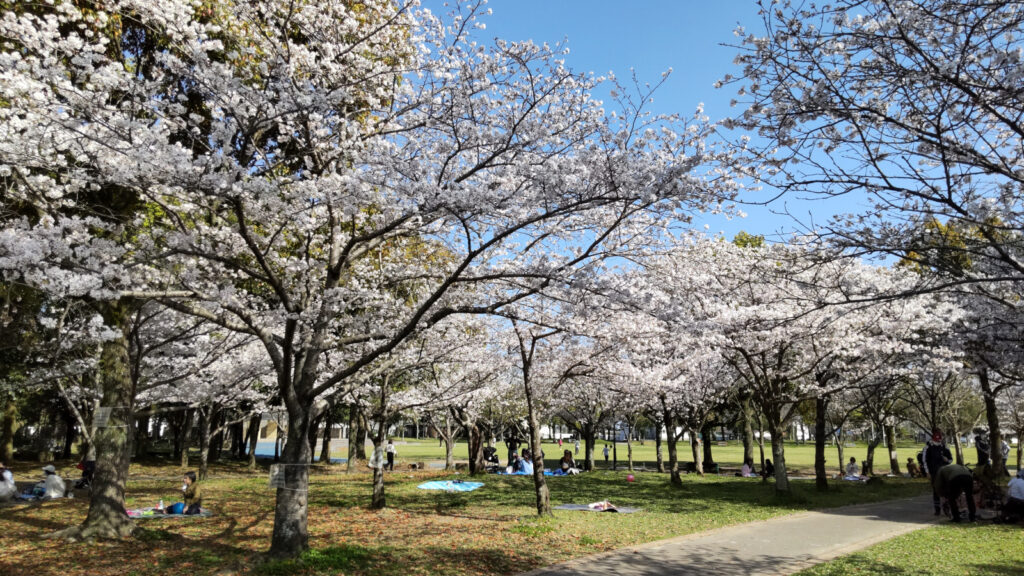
(0, 439, 1020, 576)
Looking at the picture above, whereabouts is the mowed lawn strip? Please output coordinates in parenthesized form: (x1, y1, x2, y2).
(0, 459, 931, 576)
(794, 523, 1024, 576)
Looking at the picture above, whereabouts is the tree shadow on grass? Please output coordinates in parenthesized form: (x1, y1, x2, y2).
(968, 562, 1024, 575)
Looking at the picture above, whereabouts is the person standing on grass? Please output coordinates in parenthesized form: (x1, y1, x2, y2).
(934, 463, 976, 522)
(922, 429, 953, 515)
(386, 438, 396, 471)
(574, 439, 580, 456)
(603, 443, 610, 463)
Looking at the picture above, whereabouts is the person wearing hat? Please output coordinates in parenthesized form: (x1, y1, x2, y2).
(37, 464, 66, 499)
(921, 428, 953, 515)
(0, 461, 15, 501)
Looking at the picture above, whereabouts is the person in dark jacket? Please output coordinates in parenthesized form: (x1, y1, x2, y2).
(935, 463, 976, 522)
(921, 429, 953, 515)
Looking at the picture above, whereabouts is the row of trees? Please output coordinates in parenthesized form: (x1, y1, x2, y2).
(1, 0, 1022, 561)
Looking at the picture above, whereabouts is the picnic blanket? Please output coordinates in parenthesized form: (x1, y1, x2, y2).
(554, 502, 642, 514)
(126, 507, 213, 519)
(417, 480, 484, 492)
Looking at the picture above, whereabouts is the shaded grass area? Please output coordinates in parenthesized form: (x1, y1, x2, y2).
(0, 459, 930, 576)
(796, 523, 1024, 575)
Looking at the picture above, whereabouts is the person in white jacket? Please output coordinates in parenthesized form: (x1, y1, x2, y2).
(0, 461, 16, 501)
(39, 464, 66, 499)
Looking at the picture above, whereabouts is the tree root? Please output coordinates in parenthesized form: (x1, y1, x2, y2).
(44, 520, 136, 542)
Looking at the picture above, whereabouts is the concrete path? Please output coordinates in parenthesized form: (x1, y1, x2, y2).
(522, 496, 939, 576)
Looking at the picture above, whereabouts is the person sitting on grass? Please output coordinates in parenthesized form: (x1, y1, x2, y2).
(165, 471, 202, 515)
(519, 449, 535, 475)
(739, 458, 757, 477)
(558, 450, 580, 475)
(0, 461, 15, 502)
(37, 465, 66, 499)
(997, 467, 1024, 523)
(844, 457, 862, 480)
(906, 457, 921, 478)
(761, 459, 775, 480)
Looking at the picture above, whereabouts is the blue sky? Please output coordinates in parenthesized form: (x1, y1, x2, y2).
(425, 0, 863, 241)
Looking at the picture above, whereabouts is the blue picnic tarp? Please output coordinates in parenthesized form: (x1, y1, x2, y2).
(416, 480, 484, 492)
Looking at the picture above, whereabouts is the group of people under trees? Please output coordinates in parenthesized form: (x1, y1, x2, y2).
(0, 462, 66, 501)
(919, 428, 1023, 524)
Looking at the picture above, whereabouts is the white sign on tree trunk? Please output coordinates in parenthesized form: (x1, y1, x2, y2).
(368, 447, 384, 469)
(93, 407, 113, 428)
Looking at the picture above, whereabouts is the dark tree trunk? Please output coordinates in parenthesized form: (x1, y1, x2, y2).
(53, 301, 136, 541)
(62, 408, 77, 459)
(742, 397, 755, 465)
(769, 421, 790, 492)
(885, 424, 900, 475)
(198, 406, 212, 481)
(135, 414, 150, 458)
(269, 407, 314, 558)
(701, 422, 714, 469)
(319, 410, 333, 464)
(0, 398, 15, 464)
(865, 433, 881, 476)
(583, 426, 597, 471)
(468, 422, 484, 475)
(525, 395, 551, 516)
(210, 409, 224, 462)
(179, 409, 193, 469)
(979, 368, 1007, 476)
(655, 422, 665, 473)
(247, 413, 261, 470)
(814, 396, 828, 491)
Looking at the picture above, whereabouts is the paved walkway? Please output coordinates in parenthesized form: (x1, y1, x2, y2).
(522, 496, 939, 576)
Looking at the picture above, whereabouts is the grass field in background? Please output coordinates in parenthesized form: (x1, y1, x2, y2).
(351, 437, 963, 475)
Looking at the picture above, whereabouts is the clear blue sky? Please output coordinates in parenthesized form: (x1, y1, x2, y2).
(424, 0, 860, 241)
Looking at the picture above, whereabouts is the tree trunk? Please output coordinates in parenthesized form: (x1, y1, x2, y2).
(319, 410, 333, 464)
(1, 398, 17, 464)
(655, 423, 665, 473)
(135, 414, 150, 458)
(865, 434, 881, 476)
(979, 368, 1007, 476)
(626, 424, 634, 472)
(885, 424, 900, 475)
(832, 429, 845, 479)
(742, 397, 755, 465)
(306, 413, 322, 464)
(269, 404, 314, 558)
(371, 423, 387, 509)
(53, 301, 136, 541)
(952, 431, 964, 465)
(232, 418, 245, 459)
(583, 426, 596, 471)
(468, 423, 484, 475)
(690, 430, 704, 476)
(701, 422, 714, 469)
(61, 407, 77, 459)
(198, 406, 212, 481)
(247, 413, 261, 470)
(525, 397, 551, 516)
(814, 396, 828, 492)
(769, 421, 790, 492)
(179, 409, 193, 469)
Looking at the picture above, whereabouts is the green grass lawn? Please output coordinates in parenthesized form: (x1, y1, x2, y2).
(0, 459, 931, 576)
(379, 437, 943, 475)
(796, 523, 1024, 575)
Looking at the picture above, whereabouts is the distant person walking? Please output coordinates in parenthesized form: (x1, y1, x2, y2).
(922, 429, 953, 515)
(386, 438, 397, 471)
(574, 440, 580, 456)
(603, 444, 610, 463)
